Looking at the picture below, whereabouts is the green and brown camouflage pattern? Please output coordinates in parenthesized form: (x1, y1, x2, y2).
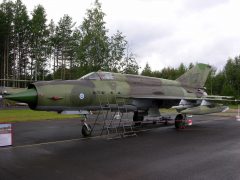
(5, 63, 214, 113)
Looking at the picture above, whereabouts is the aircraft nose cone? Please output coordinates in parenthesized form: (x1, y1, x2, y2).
(4, 88, 37, 104)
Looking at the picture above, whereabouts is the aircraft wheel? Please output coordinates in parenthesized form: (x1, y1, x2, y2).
(133, 111, 144, 126)
(82, 124, 92, 137)
(175, 114, 187, 129)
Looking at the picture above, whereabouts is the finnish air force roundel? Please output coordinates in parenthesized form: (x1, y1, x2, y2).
(79, 93, 85, 100)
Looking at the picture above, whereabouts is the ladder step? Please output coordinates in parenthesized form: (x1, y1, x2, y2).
(101, 107, 111, 110)
(122, 133, 137, 138)
(94, 93, 137, 139)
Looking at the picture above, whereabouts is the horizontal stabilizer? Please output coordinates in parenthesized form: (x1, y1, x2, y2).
(180, 105, 229, 115)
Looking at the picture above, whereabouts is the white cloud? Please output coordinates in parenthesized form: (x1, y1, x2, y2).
(21, 0, 240, 71)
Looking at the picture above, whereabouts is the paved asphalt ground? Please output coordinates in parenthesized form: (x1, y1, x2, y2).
(0, 115, 240, 180)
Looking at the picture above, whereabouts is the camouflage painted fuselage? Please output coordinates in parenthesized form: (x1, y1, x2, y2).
(28, 72, 203, 112)
(6, 64, 230, 116)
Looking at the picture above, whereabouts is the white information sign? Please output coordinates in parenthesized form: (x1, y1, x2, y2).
(0, 124, 12, 147)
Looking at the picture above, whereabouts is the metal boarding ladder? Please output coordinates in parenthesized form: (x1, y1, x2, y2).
(101, 94, 123, 138)
(91, 92, 136, 138)
(114, 96, 137, 138)
(92, 92, 120, 137)
(90, 92, 111, 136)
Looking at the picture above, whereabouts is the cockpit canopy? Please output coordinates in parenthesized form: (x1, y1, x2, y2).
(80, 72, 115, 80)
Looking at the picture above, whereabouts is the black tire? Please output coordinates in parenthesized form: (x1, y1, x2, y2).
(133, 111, 144, 126)
(82, 124, 92, 137)
(175, 114, 186, 129)
(133, 111, 138, 122)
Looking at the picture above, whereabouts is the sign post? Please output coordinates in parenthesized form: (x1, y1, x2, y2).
(0, 124, 12, 147)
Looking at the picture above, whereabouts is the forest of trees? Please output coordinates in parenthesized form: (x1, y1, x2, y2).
(1, 0, 240, 98)
(0, 0, 139, 83)
(141, 58, 240, 98)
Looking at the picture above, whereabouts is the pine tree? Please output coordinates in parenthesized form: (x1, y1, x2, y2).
(0, 0, 15, 83)
(54, 14, 76, 79)
(30, 4, 49, 81)
(12, 0, 30, 86)
(108, 31, 127, 72)
(78, 0, 109, 73)
(48, 19, 57, 79)
(141, 63, 152, 76)
(121, 51, 139, 74)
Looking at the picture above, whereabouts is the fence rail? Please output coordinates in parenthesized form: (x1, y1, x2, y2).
(0, 79, 34, 88)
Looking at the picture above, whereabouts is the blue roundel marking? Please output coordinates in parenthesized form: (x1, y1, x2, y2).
(79, 93, 85, 100)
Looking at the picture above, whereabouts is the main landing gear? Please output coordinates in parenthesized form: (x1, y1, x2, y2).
(175, 114, 188, 129)
(133, 111, 145, 126)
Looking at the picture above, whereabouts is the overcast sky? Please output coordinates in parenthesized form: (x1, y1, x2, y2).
(21, 0, 240, 71)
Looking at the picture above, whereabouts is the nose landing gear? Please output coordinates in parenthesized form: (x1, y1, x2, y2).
(81, 115, 92, 137)
(82, 123, 92, 137)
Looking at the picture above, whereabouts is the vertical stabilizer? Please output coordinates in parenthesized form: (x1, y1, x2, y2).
(176, 63, 211, 88)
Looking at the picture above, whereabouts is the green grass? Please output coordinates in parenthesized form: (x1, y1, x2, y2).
(0, 109, 80, 123)
(228, 104, 239, 109)
(0, 106, 238, 123)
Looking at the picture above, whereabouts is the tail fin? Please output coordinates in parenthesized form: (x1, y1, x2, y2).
(176, 63, 211, 88)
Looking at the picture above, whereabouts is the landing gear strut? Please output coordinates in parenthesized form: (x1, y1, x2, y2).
(133, 111, 145, 126)
(175, 114, 187, 129)
(81, 115, 92, 137)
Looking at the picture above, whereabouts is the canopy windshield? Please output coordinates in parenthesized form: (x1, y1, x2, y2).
(80, 72, 114, 80)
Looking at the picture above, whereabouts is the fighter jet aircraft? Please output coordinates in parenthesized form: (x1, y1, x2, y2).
(4, 63, 231, 136)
